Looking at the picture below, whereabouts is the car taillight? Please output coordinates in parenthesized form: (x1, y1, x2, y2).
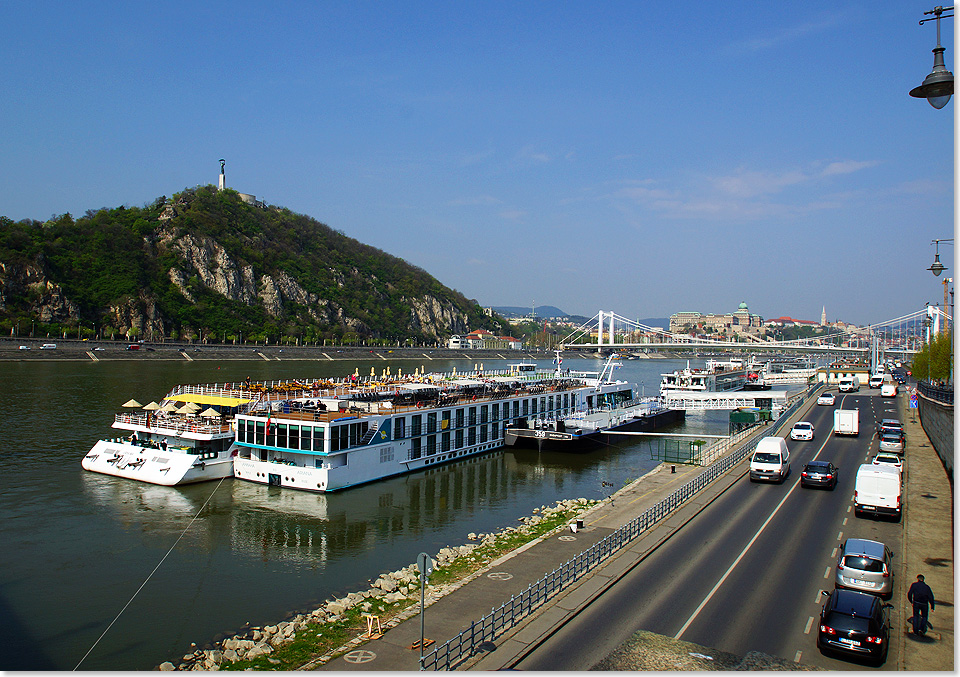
(866, 636, 883, 644)
(820, 625, 837, 635)
(802, 472, 808, 477)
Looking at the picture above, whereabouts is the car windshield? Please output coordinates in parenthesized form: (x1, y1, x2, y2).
(753, 453, 780, 463)
(843, 555, 884, 572)
(875, 455, 898, 463)
(806, 463, 830, 471)
(881, 434, 900, 442)
(794, 423, 812, 430)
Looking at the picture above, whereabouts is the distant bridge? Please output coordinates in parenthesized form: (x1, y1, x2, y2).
(559, 307, 950, 357)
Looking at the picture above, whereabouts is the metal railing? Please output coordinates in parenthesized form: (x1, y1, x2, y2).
(420, 386, 813, 670)
(918, 380, 954, 405)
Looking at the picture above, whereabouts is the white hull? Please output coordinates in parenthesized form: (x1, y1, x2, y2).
(234, 438, 503, 492)
(82, 440, 235, 486)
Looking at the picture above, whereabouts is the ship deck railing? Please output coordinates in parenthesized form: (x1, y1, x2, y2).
(166, 368, 577, 408)
(114, 412, 232, 435)
(239, 378, 589, 421)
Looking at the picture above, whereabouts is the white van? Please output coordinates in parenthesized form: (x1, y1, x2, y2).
(869, 374, 884, 389)
(838, 376, 860, 392)
(854, 464, 902, 520)
(749, 437, 791, 483)
(880, 382, 898, 398)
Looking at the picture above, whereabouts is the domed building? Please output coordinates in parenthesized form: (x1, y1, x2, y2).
(669, 301, 763, 337)
(732, 301, 763, 330)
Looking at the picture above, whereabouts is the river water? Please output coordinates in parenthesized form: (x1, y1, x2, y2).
(0, 356, 732, 671)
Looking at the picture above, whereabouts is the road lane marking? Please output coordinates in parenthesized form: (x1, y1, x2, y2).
(842, 517, 848, 525)
(795, 650, 803, 662)
(804, 617, 814, 634)
(837, 531, 843, 541)
(673, 473, 808, 639)
(823, 566, 831, 579)
(673, 433, 838, 640)
(831, 547, 837, 558)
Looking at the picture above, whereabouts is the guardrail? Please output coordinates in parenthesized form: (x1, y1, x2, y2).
(420, 384, 815, 670)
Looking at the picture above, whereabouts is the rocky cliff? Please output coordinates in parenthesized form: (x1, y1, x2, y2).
(0, 186, 500, 342)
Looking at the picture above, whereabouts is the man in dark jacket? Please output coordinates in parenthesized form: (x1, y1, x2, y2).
(907, 574, 935, 634)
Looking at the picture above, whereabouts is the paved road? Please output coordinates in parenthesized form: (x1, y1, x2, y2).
(312, 384, 951, 672)
(514, 389, 904, 670)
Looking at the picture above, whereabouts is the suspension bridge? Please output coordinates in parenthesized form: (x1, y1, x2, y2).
(558, 306, 950, 357)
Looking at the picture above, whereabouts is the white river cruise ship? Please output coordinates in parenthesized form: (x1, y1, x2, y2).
(232, 359, 623, 492)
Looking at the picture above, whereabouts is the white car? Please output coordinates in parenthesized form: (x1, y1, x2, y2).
(872, 453, 903, 471)
(790, 421, 815, 441)
(817, 392, 835, 406)
(880, 383, 898, 397)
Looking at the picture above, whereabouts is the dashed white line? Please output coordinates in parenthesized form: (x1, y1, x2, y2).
(837, 531, 843, 541)
(823, 566, 831, 579)
(804, 617, 814, 634)
(794, 650, 803, 662)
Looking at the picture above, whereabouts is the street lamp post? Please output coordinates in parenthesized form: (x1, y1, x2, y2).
(928, 239, 954, 334)
(910, 6, 955, 108)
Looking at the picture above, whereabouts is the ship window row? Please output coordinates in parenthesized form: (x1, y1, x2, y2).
(407, 423, 501, 460)
(237, 420, 327, 451)
(235, 419, 372, 453)
(393, 395, 573, 439)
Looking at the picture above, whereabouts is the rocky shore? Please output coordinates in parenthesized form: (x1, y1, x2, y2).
(157, 498, 597, 671)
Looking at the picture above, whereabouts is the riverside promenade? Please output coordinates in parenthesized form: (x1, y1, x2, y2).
(312, 390, 953, 672)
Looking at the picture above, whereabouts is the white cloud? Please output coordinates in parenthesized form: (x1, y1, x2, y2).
(820, 160, 878, 176)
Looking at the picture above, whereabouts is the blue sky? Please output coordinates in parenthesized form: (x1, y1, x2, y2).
(2, 1, 955, 326)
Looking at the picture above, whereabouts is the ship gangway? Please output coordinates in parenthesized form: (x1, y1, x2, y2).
(661, 390, 790, 412)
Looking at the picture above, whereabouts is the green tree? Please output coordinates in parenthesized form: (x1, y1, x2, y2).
(911, 330, 953, 383)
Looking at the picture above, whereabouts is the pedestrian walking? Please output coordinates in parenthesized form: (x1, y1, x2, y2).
(907, 574, 935, 635)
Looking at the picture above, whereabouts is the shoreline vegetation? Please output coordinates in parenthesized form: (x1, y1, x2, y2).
(157, 496, 606, 671)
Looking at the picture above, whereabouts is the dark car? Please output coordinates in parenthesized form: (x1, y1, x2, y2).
(818, 589, 892, 664)
(800, 460, 838, 489)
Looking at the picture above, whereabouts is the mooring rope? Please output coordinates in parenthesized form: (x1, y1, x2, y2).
(74, 475, 228, 671)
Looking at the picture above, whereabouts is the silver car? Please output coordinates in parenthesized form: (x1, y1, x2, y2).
(835, 538, 894, 599)
(879, 432, 904, 454)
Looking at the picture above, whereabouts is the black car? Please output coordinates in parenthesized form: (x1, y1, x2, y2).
(818, 589, 892, 664)
(800, 461, 838, 489)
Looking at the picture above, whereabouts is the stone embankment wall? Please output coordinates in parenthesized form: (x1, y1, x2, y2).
(918, 392, 954, 480)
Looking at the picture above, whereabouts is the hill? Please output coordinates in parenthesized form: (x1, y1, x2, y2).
(0, 186, 505, 344)
(492, 305, 576, 320)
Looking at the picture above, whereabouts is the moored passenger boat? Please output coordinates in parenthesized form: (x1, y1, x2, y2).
(504, 354, 684, 450)
(81, 386, 255, 486)
(232, 357, 601, 492)
(659, 358, 747, 394)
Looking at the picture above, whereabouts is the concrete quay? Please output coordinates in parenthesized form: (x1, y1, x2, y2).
(311, 391, 953, 672)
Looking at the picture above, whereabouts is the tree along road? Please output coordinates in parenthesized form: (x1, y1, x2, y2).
(514, 391, 904, 671)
